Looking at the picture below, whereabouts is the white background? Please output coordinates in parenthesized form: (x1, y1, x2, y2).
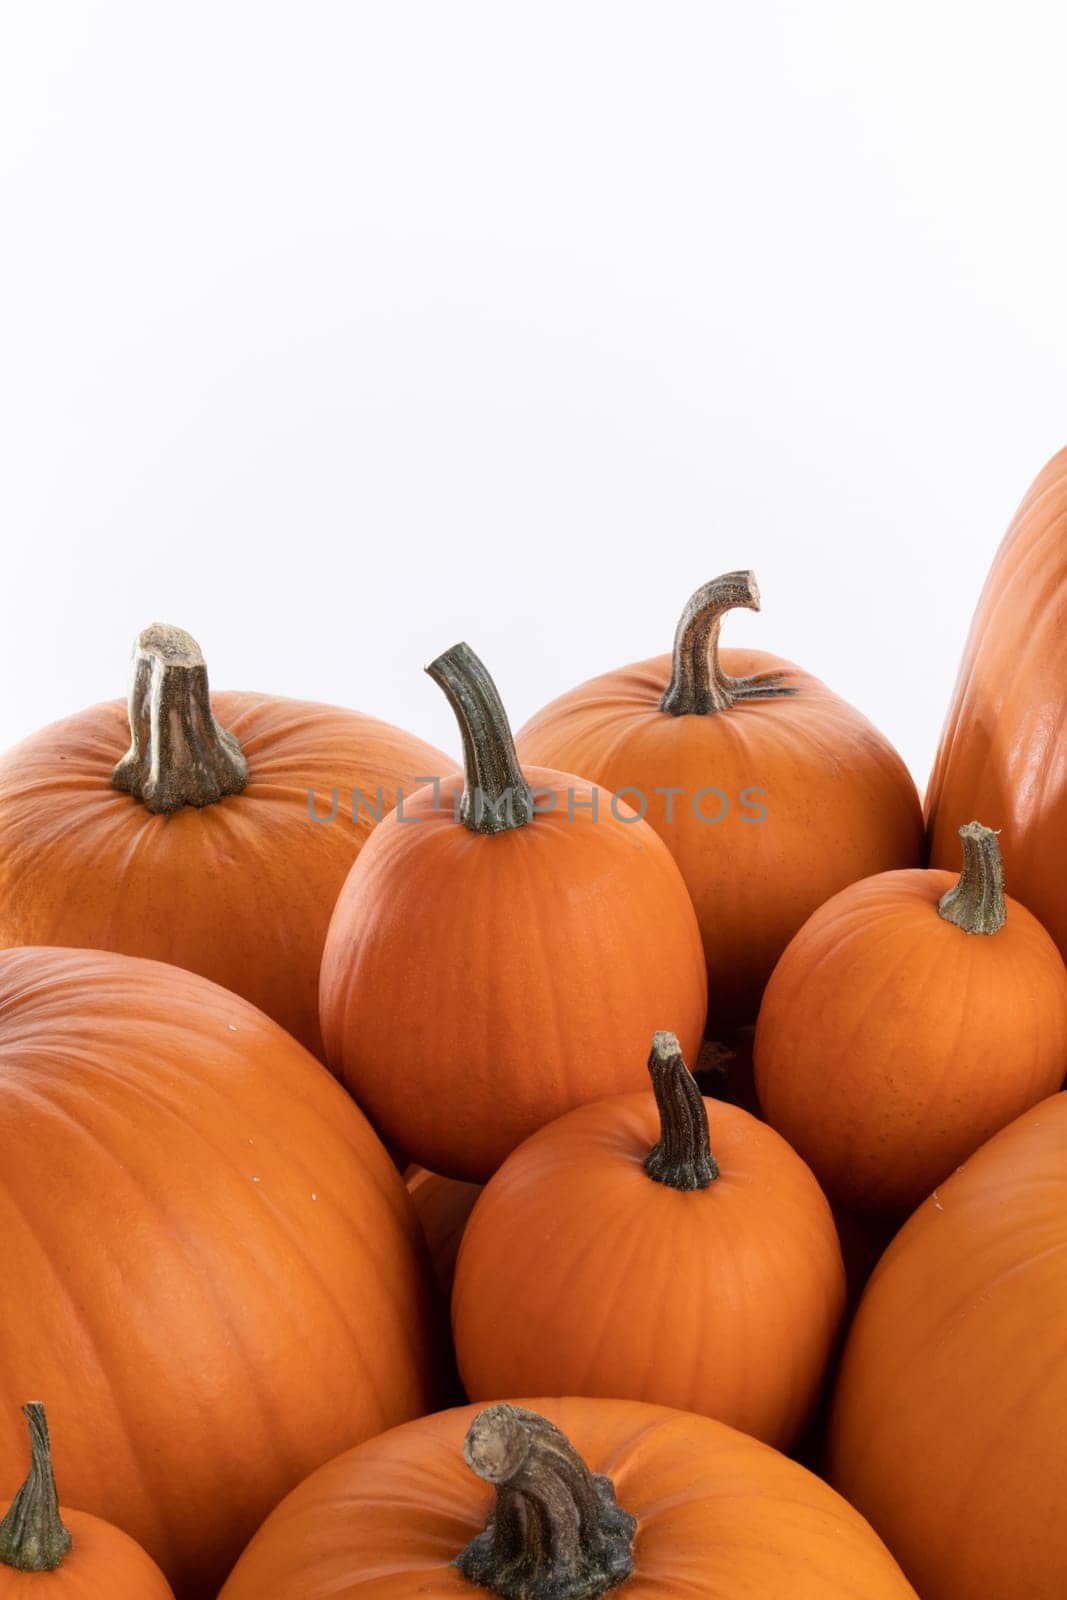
(2, 4, 1064, 790)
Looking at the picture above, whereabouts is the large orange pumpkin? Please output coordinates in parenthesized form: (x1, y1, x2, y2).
(517, 571, 923, 1025)
(754, 822, 1067, 1214)
(829, 1092, 1067, 1600)
(0, 623, 453, 1056)
(219, 1397, 918, 1600)
(0, 946, 437, 1600)
(927, 446, 1067, 962)
(0, 1403, 174, 1598)
(452, 1032, 844, 1448)
(320, 643, 707, 1181)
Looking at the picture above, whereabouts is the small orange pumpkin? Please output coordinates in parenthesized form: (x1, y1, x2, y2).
(518, 571, 923, 1025)
(0, 624, 453, 1055)
(829, 1092, 1067, 1600)
(405, 1166, 483, 1298)
(320, 644, 707, 1181)
(754, 822, 1067, 1214)
(219, 1398, 918, 1600)
(452, 1032, 844, 1448)
(0, 946, 437, 1600)
(0, 1404, 174, 1598)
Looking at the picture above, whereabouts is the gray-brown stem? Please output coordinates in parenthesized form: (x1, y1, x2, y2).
(644, 1030, 719, 1189)
(0, 1403, 72, 1572)
(426, 643, 534, 834)
(456, 1405, 636, 1600)
(660, 570, 796, 716)
(937, 821, 1007, 935)
(111, 624, 248, 813)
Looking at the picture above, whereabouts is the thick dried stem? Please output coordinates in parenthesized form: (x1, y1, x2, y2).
(111, 624, 248, 813)
(0, 1403, 72, 1572)
(644, 1030, 719, 1189)
(660, 570, 796, 716)
(456, 1405, 636, 1600)
(426, 643, 534, 834)
(938, 821, 1007, 935)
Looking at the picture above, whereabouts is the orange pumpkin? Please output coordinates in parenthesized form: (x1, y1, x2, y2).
(0, 1403, 174, 1598)
(405, 1166, 482, 1298)
(0, 946, 436, 1600)
(927, 445, 1067, 965)
(452, 1032, 844, 1448)
(219, 1397, 918, 1600)
(0, 624, 453, 1056)
(754, 822, 1067, 1214)
(320, 643, 707, 1181)
(517, 571, 923, 1025)
(829, 1092, 1067, 1600)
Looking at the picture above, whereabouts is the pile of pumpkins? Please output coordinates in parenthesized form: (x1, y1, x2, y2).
(0, 449, 1065, 1600)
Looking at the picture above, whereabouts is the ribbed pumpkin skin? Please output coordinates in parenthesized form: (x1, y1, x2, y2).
(927, 448, 1067, 958)
(0, 1505, 175, 1598)
(0, 693, 453, 1056)
(518, 649, 923, 1025)
(829, 1094, 1067, 1600)
(320, 769, 708, 1181)
(451, 1095, 844, 1447)
(0, 947, 436, 1600)
(219, 1398, 918, 1600)
(405, 1167, 482, 1298)
(754, 869, 1067, 1214)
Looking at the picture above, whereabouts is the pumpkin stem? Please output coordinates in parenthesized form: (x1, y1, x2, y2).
(644, 1030, 719, 1189)
(660, 570, 796, 716)
(938, 821, 1007, 935)
(111, 624, 248, 813)
(455, 1404, 636, 1600)
(426, 643, 534, 835)
(0, 1403, 72, 1573)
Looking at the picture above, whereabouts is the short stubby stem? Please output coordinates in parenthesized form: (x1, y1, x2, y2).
(937, 821, 1007, 935)
(426, 643, 534, 835)
(645, 1030, 719, 1189)
(659, 570, 796, 716)
(111, 624, 248, 813)
(0, 1402, 72, 1572)
(455, 1404, 636, 1600)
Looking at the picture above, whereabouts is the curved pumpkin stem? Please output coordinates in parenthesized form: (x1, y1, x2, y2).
(111, 624, 248, 813)
(645, 1030, 719, 1190)
(660, 570, 796, 716)
(938, 821, 1007, 935)
(0, 1403, 72, 1572)
(456, 1405, 636, 1600)
(426, 643, 534, 835)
